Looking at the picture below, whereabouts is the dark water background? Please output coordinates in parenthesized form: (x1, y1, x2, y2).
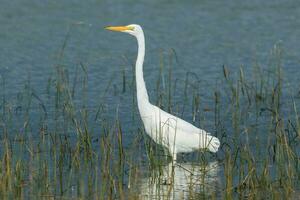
(0, 1, 300, 198)
(1, 0, 300, 136)
(1, 0, 300, 99)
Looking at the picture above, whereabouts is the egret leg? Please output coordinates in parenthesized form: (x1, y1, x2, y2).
(171, 147, 177, 165)
(161, 148, 177, 185)
(173, 153, 177, 164)
(163, 161, 175, 185)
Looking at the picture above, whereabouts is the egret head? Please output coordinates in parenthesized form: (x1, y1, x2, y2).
(105, 24, 142, 37)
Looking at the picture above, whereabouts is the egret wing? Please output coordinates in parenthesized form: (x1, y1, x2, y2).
(149, 105, 220, 153)
(153, 106, 209, 135)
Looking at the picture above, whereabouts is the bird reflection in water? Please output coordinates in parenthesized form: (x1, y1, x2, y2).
(139, 161, 220, 200)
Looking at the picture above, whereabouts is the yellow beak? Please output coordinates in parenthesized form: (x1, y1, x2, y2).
(105, 26, 133, 32)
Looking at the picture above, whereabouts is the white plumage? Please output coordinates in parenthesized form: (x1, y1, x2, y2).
(106, 24, 220, 162)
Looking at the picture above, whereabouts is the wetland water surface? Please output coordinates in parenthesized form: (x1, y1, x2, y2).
(0, 0, 300, 199)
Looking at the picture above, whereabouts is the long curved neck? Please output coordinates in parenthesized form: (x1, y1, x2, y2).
(135, 31, 150, 106)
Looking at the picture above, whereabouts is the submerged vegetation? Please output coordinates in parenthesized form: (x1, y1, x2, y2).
(0, 34, 299, 200)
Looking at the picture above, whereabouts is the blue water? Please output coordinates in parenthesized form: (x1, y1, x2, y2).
(1, 0, 299, 127)
(1, 0, 300, 198)
(1, 0, 300, 96)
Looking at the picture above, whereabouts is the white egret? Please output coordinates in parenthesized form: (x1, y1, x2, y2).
(105, 24, 220, 162)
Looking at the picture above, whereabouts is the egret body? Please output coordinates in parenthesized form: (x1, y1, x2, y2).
(105, 24, 220, 162)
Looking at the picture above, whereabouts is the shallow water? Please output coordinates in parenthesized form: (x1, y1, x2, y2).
(139, 162, 220, 199)
(1, 0, 300, 199)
